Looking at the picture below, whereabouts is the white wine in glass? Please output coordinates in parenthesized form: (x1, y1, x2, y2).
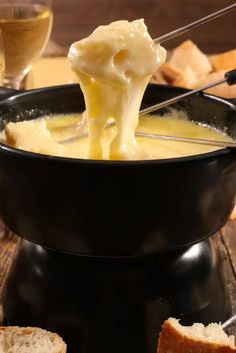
(0, 0, 53, 89)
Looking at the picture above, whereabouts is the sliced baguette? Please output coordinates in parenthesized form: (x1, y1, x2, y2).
(157, 317, 236, 353)
(0, 326, 67, 353)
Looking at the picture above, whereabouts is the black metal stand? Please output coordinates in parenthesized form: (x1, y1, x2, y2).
(2, 237, 231, 353)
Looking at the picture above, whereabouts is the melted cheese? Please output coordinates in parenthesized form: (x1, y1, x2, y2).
(1, 21, 232, 160)
(68, 19, 166, 160)
(2, 113, 232, 159)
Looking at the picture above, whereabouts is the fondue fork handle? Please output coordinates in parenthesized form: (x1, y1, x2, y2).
(140, 69, 236, 117)
(154, 3, 236, 44)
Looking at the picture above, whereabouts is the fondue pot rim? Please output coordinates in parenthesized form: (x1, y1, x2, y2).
(0, 83, 235, 165)
(0, 141, 232, 165)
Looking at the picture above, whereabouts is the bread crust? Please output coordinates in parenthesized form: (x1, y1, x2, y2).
(152, 40, 236, 99)
(196, 70, 236, 99)
(211, 49, 236, 71)
(169, 40, 212, 76)
(230, 204, 236, 220)
(0, 326, 67, 353)
(157, 320, 236, 353)
(160, 62, 182, 83)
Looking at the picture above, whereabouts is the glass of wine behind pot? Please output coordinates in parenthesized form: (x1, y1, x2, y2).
(0, 0, 53, 89)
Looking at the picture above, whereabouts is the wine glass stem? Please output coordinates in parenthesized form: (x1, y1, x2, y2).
(4, 75, 24, 90)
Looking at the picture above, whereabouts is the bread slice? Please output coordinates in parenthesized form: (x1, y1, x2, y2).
(156, 62, 199, 89)
(211, 49, 236, 71)
(160, 62, 182, 83)
(152, 69, 167, 84)
(0, 326, 67, 353)
(169, 40, 212, 76)
(195, 70, 236, 99)
(157, 318, 236, 353)
(151, 40, 236, 98)
(5, 120, 66, 157)
(173, 66, 199, 89)
(230, 204, 236, 220)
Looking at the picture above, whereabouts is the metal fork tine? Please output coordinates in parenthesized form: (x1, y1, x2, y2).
(222, 315, 236, 330)
(154, 3, 236, 44)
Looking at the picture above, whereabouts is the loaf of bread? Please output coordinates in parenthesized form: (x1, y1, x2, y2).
(0, 326, 67, 353)
(157, 318, 236, 353)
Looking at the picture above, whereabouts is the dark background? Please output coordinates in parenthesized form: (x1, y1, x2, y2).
(51, 0, 235, 53)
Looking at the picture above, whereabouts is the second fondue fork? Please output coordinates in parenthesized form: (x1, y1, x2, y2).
(61, 69, 236, 149)
(140, 69, 236, 116)
(154, 3, 236, 44)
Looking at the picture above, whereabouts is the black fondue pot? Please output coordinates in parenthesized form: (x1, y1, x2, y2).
(0, 84, 236, 257)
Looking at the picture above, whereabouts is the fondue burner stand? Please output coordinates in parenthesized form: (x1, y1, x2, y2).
(2, 236, 231, 353)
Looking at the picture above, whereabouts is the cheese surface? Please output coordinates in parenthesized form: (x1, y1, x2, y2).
(2, 113, 232, 159)
(68, 19, 166, 160)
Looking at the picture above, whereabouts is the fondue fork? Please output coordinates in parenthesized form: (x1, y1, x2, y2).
(60, 4, 236, 147)
(135, 133, 236, 149)
(222, 314, 236, 330)
(154, 3, 236, 44)
(60, 69, 236, 149)
(61, 130, 236, 149)
(140, 68, 236, 116)
(133, 68, 236, 149)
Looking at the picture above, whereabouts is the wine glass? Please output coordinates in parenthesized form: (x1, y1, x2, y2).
(0, 0, 53, 89)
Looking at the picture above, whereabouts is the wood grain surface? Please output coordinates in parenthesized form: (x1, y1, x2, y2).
(51, 0, 235, 53)
(0, 223, 20, 323)
(218, 226, 236, 334)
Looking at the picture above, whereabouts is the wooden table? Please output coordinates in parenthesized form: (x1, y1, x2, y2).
(0, 220, 236, 331)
